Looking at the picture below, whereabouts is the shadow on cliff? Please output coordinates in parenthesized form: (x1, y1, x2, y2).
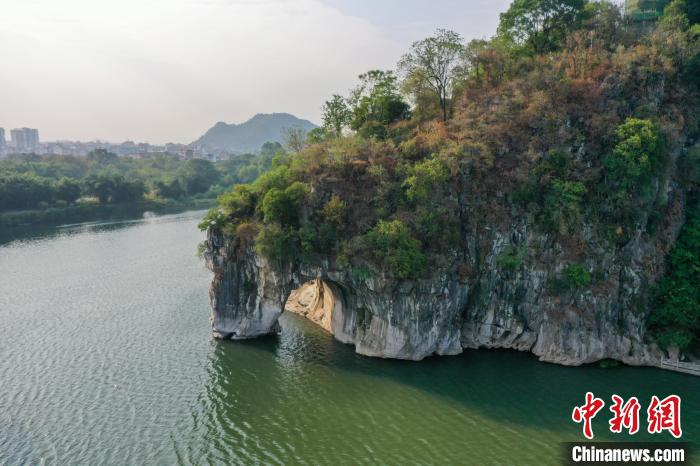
(205, 313, 700, 442)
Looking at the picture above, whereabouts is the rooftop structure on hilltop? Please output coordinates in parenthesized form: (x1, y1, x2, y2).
(625, 0, 668, 23)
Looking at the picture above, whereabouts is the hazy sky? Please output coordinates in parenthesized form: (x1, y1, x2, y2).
(0, 0, 511, 143)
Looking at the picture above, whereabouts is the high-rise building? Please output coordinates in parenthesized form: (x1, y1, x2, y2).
(10, 128, 40, 153)
(0, 128, 5, 151)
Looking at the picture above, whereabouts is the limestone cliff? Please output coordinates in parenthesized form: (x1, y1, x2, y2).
(204, 184, 685, 365)
(201, 11, 700, 367)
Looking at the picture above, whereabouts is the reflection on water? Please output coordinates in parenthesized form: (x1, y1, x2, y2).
(0, 210, 199, 247)
(0, 211, 698, 465)
(193, 313, 700, 465)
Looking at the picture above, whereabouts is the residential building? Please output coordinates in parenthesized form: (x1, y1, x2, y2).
(10, 127, 40, 153)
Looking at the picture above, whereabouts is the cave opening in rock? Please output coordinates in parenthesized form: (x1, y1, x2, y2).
(284, 279, 343, 334)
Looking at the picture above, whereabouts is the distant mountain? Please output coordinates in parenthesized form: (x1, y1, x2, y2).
(192, 113, 318, 153)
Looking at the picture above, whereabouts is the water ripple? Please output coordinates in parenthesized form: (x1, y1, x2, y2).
(1, 211, 698, 465)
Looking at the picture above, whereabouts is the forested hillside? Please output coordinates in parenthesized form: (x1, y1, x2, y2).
(204, 0, 699, 357)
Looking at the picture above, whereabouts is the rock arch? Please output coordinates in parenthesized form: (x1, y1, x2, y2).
(284, 278, 344, 334)
(205, 235, 465, 360)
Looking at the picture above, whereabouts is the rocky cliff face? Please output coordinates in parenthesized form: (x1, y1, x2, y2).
(205, 231, 465, 359)
(204, 181, 685, 365)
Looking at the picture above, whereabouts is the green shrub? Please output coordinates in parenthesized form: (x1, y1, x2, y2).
(198, 208, 227, 231)
(298, 222, 337, 258)
(403, 156, 450, 203)
(322, 195, 348, 227)
(497, 0, 588, 54)
(602, 118, 664, 226)
(607, 119, 663, 189)
(218, 184, 256, 218)
(535, 149, 571, 179)
(176, 159, 220, 195)
(364, 219, 427, 279)
(348, 70, 411, 132)
(253, 165, 292, 192)
(255, 223, 301, 263)
(351, 265, 374, 281)
(54, 177, 82, 204)
(497, 245, 525, 271)
(565, 264, 592, 288)
(260, 181, 308, 227)
(414, 206, 459, 251)
(517, 150, 587, 234)
(512, 181, 538, 206)
(358, 120, 388, 140)
(541, 179, 587, 234)
(196, 241, 208, 259)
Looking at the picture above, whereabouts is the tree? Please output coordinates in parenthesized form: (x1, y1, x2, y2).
(321, 195, 347, 227)
(605, 118, 663, 193)
(260, 141, 284, 157)
(497, 0, 587, 54)
(260, 181, 308, 227)
(364, 219, 427, 279)
(463, 38, 511, 85)
(322, 94, 351, 138)
(602, 118, 664, 227)
(463, 39, 490, 82)
(110, 178, 146, 203)
(83, 173, 117, 203)
(348, 70, 411, 136)
(54, 177, 82, 204)
(0, 174, 54, 211)
(580, 1, 624, 51)
(257, 142, 286, 173)
(305, 127, 327, 144)
(176, 159, 220, 195)
(283, 127, 307, 153)
(86, 148, 119, 165)
(403, 157, 450, 202)
(542, 179, 587, 234)
(399, 29, 465, 121)
(154, 177, 185, 199)
(82, 173, 145, 203)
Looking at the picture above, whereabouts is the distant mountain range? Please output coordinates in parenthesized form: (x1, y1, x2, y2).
(192, 113, 318, 153)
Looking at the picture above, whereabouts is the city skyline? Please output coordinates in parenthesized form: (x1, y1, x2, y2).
(0, 111, 310, 147)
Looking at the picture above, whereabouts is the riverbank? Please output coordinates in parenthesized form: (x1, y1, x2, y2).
(0, 198, 216, 230)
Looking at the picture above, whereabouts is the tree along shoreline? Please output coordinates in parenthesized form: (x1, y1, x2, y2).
(0, 197, 216, 230)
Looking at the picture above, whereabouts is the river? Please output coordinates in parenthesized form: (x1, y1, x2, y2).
(0, 210, 698, 465)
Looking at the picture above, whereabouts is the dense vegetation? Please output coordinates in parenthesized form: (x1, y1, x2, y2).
(0, 142, 284, 212)
(650, 203, 700, 352)
(205, 0, 699, 353)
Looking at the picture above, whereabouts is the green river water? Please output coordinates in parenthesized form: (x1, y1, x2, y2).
(0, 210, 698, 465)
